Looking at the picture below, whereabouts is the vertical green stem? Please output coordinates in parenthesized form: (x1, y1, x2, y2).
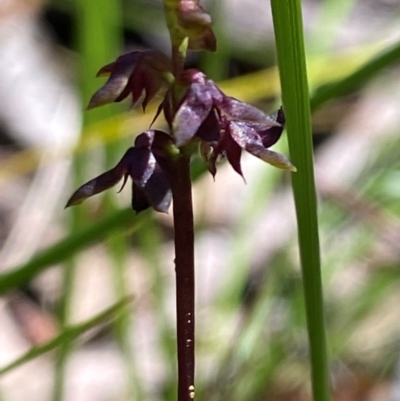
(270, 1, 331, 401)
(170, 155, 195, 401)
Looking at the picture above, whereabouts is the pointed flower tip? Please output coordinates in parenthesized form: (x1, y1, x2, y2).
(96, 61, 116, 77)
(86, 102, 96, 111)
(86, 93, 111, 110)
(65, 197, 84, 209)
(240, 174, 247, 185)
(272, 159, 297, 172)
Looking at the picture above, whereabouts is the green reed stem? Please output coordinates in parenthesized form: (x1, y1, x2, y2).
(270, 1, 331, 401)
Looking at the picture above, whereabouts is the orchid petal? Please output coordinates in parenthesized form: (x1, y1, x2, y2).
(229, 121, 296, 171)
(88, 51, 171, 110)
(87, 74, 131, 109)
(131, 183, 151, 213)
(65, 166, 125, 207)
(195, 109, 220, 142)
(142, 69, 164, 111)
(219, 97, 279, 129)
(173, 82, 213, 147)
(245, 144, 296, 171)
(137, 165, 172, 213)
(222, 133, 244, 178)
(96, 62, 115, 77)
(258, 107, 285, 148)
(258, 124, 285, 149)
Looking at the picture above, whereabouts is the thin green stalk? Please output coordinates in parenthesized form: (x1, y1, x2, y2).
(270, 1, 331, 401)
(311, 39, 400, 110)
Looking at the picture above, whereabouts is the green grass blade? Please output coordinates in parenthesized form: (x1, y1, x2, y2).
(270, 1, 331, 401)
(52, 0, 125, 398)
(0, 209, 145, 294)
(0, 298, 131, 376)
(310, 40, 400, 111)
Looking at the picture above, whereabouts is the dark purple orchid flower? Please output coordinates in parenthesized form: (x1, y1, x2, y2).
(66, 130, 174, 213)
(168, 69, 296, 176)
(87, 50, 172, 111)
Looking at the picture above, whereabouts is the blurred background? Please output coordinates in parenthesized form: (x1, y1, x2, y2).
(1, 0, 400, 400)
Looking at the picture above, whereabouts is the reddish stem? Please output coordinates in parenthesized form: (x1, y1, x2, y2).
(170, 155, 195, 401)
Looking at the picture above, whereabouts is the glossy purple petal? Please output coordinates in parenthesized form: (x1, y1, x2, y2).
(124, 144, 172, 212)
(114, 72, 137, 104)
(195, 109, 220, 142)
(136, 164, 172, 213)
(65, 163, 126, 207)
(132, 131, 172, 212)
(88, 54, 141, 109)
(228, 121, 296, 171)
(258, 107, 285, 148)
(66, 131, 174, 213)
(131, 183, 151, 213)
(275, 107, 285, 125)
(135, 130, 175, 158)
(222, 133, 244, 178)
(228, 121, 261, 148)
(215, 95, 278, 130)
(87, 51, 171, 110)
(173, 82, 213, 147)
(125, 147, 156, 186)
(204, 79, 224, 104)
(259, 125, 284, 148)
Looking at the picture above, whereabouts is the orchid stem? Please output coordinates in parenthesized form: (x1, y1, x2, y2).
(164, 4, 195, 398)
(170, 155, 195, 401)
